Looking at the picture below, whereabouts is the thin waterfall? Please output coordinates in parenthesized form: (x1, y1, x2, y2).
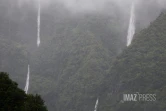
(37, 0, 41, 47)
(127, 2, 135, 46)
(24, 65, 30, 94)
(94, 98, 99, 111)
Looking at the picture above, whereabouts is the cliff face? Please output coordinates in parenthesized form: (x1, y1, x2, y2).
(0, 0, 166, 111)
(100, 11, 166, 111)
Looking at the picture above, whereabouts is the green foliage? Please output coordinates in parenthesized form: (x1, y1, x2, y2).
(1, 1, 165, 111)
(0, 72, 26, 111)
(30, 11, 126, 110)
(25, 94, 48, 111)
(0, 72, 48, 111)
(100, 11, 166, 111)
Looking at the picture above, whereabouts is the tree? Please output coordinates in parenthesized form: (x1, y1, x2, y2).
(25, 94, 48, 111)
(0, 72, 48, 111)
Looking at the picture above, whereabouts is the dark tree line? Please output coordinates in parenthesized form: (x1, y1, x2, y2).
(0, 72, 48, 111)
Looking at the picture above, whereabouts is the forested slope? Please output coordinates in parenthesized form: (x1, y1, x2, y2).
(0, 0, 166, 111)
(30, 12, 124, 111)
(99, 11, 166, 111)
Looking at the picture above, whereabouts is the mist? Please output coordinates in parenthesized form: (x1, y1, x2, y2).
(1, 0, 166, 111)
(17, 0, 166, 16)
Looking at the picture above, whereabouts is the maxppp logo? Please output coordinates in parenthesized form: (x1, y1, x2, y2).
(121, 92, 156, 103)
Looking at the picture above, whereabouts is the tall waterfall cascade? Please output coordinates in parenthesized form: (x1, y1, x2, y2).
(94, 98, 99, 111)
(127, 2, 135, 46)
(37, 0, 41, 47)
(24, 65, 30, 94)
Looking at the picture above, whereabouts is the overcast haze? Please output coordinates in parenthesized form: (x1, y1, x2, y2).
(17, 0, 166, 13)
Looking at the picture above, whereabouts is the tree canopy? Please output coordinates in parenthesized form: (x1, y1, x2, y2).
(0, 72, 48, 111)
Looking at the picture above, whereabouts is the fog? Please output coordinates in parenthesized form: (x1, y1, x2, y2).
(1, 0, 166, 111)
(19, 0, 166, 10)
(20, 0, 131, 11)
(10, 0, 166, 50)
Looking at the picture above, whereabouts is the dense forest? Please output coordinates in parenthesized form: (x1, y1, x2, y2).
(0, 0, 166, 111)
(0, 72, 48, 111)
(99, 11, 166, 111)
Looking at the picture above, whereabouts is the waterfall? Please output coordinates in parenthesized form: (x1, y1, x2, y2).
(127, 2, 135, 46)
(94, 98, 99, 111)
(24, 65, 30, 94)
(37, 0, 41, 47)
